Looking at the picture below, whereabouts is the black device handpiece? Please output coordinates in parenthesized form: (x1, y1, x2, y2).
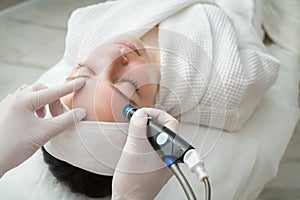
(123, 105, 194, 166)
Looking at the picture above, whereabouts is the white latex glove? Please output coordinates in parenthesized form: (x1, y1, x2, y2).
(0, 78, 86, 176)
(112, 108, 179, 200)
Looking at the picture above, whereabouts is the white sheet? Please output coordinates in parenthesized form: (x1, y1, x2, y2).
(0, 45, 299, 200)
(263, 0, 300, 60)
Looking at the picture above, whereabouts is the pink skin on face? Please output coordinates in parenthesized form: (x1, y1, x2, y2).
(62, 35, 160, 122)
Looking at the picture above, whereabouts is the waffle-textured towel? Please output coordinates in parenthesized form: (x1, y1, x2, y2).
(157, 4, 279, 131)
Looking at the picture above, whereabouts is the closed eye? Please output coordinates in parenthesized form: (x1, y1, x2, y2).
(111, 77, 141, 106)
(118, 77, 140, 95)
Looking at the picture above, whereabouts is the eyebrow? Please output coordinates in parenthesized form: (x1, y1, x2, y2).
(65, 75, 91, 81)
(77, 62, 97, 75)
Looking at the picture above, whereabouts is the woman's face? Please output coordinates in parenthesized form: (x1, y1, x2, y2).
(62, 35, 160, 122)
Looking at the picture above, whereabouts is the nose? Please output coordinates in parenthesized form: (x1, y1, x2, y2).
(104, 45, 133, 75)
(119, 45, 129, 65)
(102, 45, 130, 69)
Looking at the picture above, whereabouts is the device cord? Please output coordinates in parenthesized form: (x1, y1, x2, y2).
(203, 177, 211, 200)
(169, 163, 196, 200)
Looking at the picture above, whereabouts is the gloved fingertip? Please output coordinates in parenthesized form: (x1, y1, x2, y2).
(130, 109, 149, 127)
(74, 108, 86, 122)
(73, 78, 85, 91)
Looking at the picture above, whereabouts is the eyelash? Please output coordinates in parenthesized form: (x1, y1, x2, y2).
(119, 77, 139, 91)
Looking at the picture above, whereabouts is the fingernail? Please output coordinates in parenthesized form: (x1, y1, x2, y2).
(73, 78, 85, 90)
(74, 108, 86, 121)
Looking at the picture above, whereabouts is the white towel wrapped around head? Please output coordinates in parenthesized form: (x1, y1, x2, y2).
(156, 3, 279, 131)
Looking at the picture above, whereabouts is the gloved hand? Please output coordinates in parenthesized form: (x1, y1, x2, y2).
(0, 78, 86, 176)
(112, 108, 179, 200)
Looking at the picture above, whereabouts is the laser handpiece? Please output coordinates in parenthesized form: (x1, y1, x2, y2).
(123, 105, 194, 166)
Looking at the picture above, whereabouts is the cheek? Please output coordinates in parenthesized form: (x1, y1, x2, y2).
(138, 84, 158, 106)
(127, 65, 160, 106)
(109, 93, 129, 122)
(93, 82, 129, 122)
